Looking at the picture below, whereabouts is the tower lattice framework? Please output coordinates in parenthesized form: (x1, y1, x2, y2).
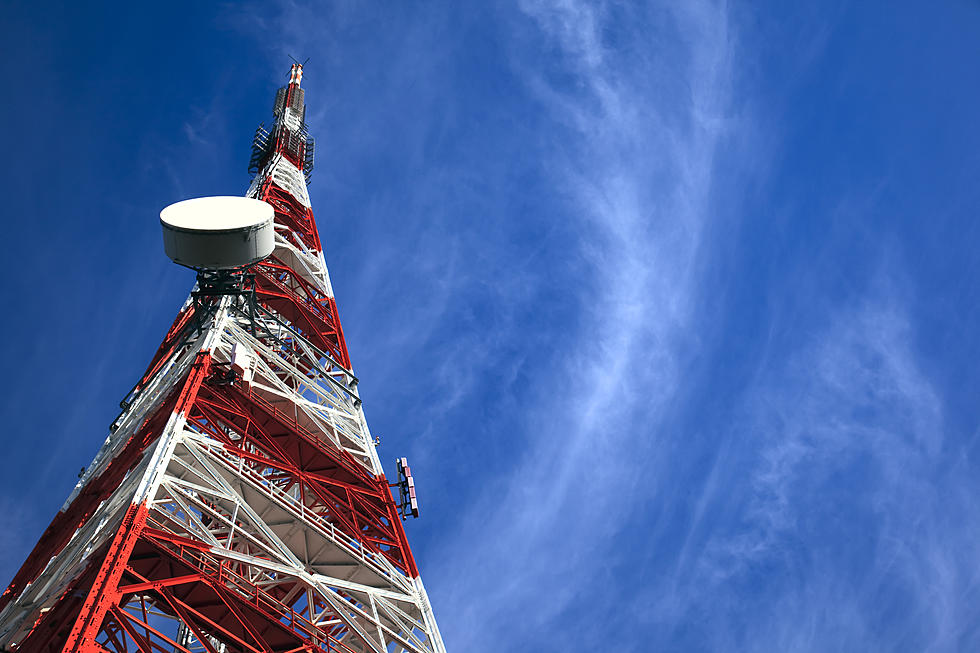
(0, 64, 446, 653)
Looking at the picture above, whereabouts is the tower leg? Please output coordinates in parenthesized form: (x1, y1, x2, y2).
(61, 501, 148, 652)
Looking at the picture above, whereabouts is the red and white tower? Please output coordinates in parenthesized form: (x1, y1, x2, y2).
(0, 64, 446, 653)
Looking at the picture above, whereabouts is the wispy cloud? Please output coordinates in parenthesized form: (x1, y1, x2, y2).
(425, 1, 738, 648)
(643, 274, 980, 651)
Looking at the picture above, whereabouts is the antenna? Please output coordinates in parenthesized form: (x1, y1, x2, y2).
(160, 196, 274, 270)
(395, 457, 421, 519)
(160, 195, 275, 337)
(0, 66, 445, 653)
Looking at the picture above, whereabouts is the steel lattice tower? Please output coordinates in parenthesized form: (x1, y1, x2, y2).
(0, 65, 446, 653)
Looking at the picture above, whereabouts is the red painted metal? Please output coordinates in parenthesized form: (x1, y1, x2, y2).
(255, 258, 351, 369)
(189, 377, 418, 576)
(135, 304, 196, 393)
(0, 65, 434, 653)
(62, 502, 150, 652)
(259, 181, 322, 251)
(0, 376, 186, 615)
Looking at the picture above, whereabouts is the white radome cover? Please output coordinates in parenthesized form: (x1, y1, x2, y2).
(160, 196, 275, 269)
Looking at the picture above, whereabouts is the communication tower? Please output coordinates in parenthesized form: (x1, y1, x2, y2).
(0, 64, 446, 653)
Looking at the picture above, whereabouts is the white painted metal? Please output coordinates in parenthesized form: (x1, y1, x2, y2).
(239, 87, 445, 645)
(247, 154, 312, 208)
(1, 74, 446, 653)
(283, 107, 303, 132)
(160, 196, 275, 269)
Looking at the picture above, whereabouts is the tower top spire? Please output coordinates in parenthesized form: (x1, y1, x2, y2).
(289, 62, 303, 87)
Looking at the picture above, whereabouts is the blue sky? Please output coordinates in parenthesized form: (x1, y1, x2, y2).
(2, 1, 980, 651)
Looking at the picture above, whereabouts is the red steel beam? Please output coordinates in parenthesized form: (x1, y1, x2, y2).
(62, 501, 149, 652)
(190, 379, 418, 576)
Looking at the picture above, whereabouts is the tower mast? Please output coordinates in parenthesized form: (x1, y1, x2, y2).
(0, 64, 446, 653)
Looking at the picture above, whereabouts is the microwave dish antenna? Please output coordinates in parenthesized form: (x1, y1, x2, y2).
(160, 196, 274, 270)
